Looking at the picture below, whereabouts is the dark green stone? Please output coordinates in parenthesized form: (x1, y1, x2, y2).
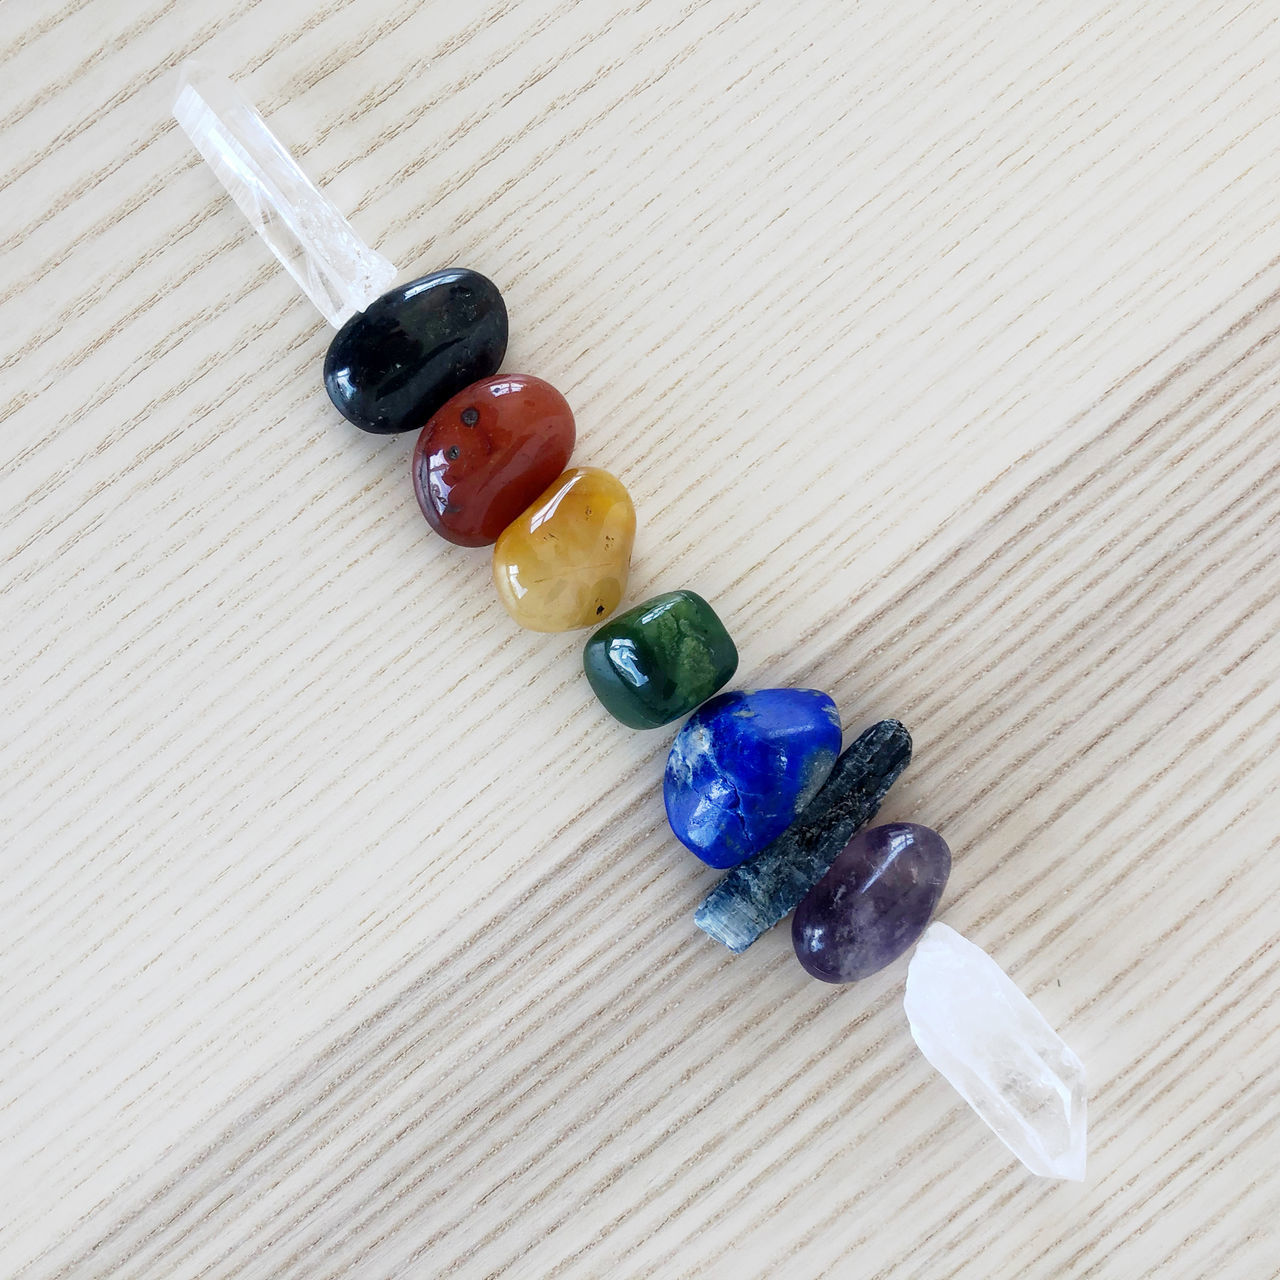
(583, 590, 738, 729)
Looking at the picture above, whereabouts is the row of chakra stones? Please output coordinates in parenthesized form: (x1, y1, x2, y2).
(323, 268, 951, 983)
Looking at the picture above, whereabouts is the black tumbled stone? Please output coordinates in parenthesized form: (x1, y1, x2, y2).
(693, 719, 913, 953)
(323, 268, 508, 434)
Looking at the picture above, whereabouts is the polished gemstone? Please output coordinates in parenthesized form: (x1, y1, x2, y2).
(905, 923, 1087, 1181)
(324, 269, 508, 434)
(492, 467, 636, 631)
(792, 822, 950, 982)
(583, 590, 737, 729)
(412, 374, 575, 547)
(695, 719, 913, 952)
(665, 689, 842, 869)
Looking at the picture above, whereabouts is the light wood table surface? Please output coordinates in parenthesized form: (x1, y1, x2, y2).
(3, 2, 1278, 1276)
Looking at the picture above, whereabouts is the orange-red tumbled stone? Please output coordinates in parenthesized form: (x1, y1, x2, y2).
(412, 374, 576, 547)
(492, 467, 636, 632)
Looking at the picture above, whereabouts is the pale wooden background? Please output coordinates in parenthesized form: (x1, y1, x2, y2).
(3, 1, 1279, 1276)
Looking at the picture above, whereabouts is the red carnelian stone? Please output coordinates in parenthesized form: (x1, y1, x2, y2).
(412, 375, 576, 547)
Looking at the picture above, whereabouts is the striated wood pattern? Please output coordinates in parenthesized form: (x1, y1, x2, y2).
(2, 1, 1278, 1276)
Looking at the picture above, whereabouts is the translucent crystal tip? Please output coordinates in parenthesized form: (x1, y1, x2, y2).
(172, 61, 397, 328)
(905, 922, 1087, 1182)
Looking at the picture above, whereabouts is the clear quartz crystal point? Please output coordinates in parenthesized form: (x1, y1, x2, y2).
(172, 61, 397, 328)
(905, 923, 1087, 1181)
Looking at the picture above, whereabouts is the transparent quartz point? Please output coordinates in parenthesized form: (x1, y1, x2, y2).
(905, 923, 1087, 1181)
(172, 61, 397, 328)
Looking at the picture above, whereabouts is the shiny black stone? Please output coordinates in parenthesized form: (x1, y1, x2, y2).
(323, 269, 508, 434)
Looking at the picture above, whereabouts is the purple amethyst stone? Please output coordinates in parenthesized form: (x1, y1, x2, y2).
(792, 822, 951, 982)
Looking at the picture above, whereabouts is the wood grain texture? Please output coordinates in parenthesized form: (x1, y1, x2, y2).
(2, 1, 1279, 1276)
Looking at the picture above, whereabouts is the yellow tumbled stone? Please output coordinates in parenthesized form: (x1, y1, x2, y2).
(492, 467, 636, 632)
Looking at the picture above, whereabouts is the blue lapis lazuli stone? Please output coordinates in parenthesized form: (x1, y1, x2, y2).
(664, 688, 843, 869)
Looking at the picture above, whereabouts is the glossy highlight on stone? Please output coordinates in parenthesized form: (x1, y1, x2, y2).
(665, 689, 842, 870)
(695, 719, 913, 952)
(906, 923, 1087, 1181)
(412, 375, 575, 547)
(492, 467, 636, 631)
(583, 590, 737, 729)
(324, 268, 508, 434)
(792, 822, 950, 982)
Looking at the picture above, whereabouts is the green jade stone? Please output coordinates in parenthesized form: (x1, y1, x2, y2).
(583, 590, 738, 729)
